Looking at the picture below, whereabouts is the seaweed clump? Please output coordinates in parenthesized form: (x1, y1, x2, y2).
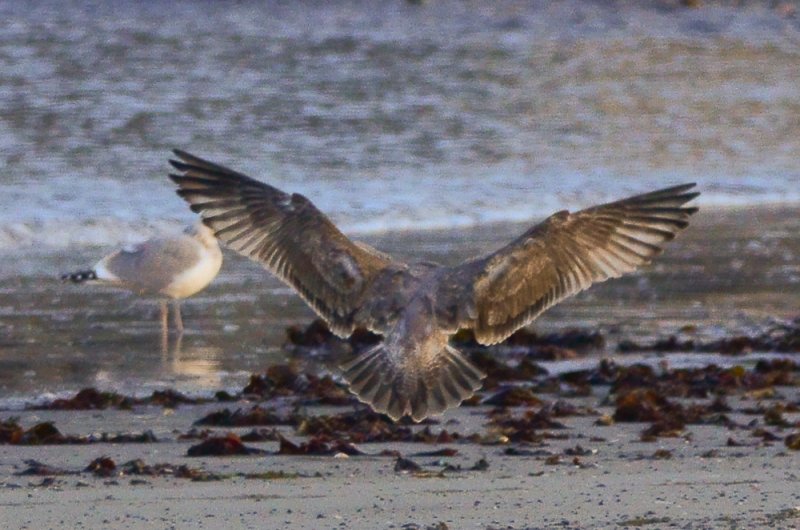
(242, 363, 354, 405)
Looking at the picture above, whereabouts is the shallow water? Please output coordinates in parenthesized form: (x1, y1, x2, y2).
(1, 206, 798, 403)
(1, 1, 800, 253)
(1, 1, 799, 401)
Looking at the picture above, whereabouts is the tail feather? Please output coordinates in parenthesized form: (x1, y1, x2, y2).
(61, 269, 98, 283)
(341, 343, 485, 422)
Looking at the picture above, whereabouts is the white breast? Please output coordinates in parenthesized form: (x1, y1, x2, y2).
(161, 245, 223, 299)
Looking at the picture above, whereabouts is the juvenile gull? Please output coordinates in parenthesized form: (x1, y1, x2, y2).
(62, 222, 223, 334)
(169, 150, 699, 421)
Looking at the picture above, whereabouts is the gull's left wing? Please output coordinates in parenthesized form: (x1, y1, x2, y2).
(437, 184, 700, 345)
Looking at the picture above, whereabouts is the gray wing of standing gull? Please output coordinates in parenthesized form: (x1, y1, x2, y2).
(438, 184, 700, 345)
(168, 150, 396, 337)
(99, 237, 204, 295)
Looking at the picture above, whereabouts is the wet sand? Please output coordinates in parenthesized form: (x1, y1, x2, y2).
(2, 204, 799, 400)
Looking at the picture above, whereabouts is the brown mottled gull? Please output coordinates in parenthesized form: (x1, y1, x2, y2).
(168, 149, 699, 421)
(62, 222, 222, 334)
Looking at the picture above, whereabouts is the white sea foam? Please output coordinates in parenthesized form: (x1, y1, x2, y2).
(1, 170, 796, 256)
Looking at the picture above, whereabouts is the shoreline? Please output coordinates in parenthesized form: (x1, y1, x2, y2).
(3, 202, 800, 256)
(2, 203, 799, 399)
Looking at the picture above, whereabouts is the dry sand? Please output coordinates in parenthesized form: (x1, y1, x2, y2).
(1, 389, 799, 530)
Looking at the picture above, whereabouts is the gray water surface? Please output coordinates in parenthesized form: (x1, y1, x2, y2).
(2, 1, 799, 255)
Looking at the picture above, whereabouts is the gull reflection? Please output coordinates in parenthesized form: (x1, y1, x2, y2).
(162, 334, 224, 390)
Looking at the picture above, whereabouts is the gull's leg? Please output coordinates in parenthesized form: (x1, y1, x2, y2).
(160, 300, 169, 355)
(172, 300, 184, 334)
(174, 331, 183, 357)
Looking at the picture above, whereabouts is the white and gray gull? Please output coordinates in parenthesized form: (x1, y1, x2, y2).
(168, 150, 699, 421)
(62, 222, 223, 334)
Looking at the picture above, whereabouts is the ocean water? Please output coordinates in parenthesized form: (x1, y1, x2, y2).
(1, 1, 799, 401)
(1, 0, 799, 261)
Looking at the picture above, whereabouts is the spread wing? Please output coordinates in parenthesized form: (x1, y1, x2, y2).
(168, 149, 395, 337)
(441, 184, 699, 345)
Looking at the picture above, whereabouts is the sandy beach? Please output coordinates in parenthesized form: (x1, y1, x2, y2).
(2, 201, 800, 530)
(3, 208, 800, 530)
(1, 376, 799, 529)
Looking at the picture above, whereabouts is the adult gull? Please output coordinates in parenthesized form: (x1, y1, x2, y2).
(62, 222, 222, 334)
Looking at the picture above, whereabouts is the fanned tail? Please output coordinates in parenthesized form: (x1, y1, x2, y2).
(340, 344, 485, 422)
(61, 269, 98, 283)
